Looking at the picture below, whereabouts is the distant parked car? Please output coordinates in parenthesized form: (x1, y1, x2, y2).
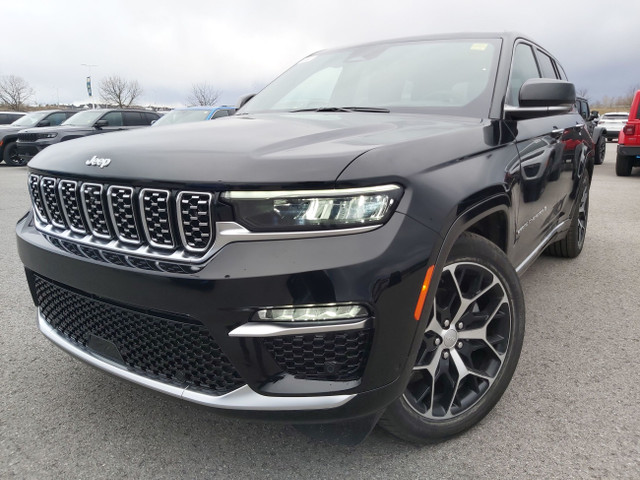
(152, 106, 236, 127)
(616, 90, 640, 176)
(1, 109, 78, 166)
(598, 112, 629, 141)
(575, 97, 606, 164)
(0, 111, 26, 125)
(15, 108, 160, 164)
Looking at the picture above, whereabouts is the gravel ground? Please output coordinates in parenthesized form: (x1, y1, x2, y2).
(1, 146, 639, 479)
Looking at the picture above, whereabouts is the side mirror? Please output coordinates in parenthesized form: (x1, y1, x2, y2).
(237, 93, 256, 110)
(588, 112, 598, 121)
(94, 119, 108, 128)
(37, 120, 51, 127)
(505, 79, 576, 120)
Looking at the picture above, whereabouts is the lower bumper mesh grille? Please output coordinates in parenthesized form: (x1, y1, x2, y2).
(34, 276, 245, 395)
(263, 329, 373, 381)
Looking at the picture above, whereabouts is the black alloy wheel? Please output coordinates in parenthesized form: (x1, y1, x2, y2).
(546, 171, 590, 258)
(380, 233, 525, 443)
(3, 142, 27, 166)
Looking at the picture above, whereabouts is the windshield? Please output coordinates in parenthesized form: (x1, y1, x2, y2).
(153, 109, 211, 126)
(62, 110, 105, 126)
(11, 111, 48, 127)
(242, 39, 500, 117)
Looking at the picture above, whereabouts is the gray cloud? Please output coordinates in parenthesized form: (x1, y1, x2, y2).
(2, 0, 638, 107)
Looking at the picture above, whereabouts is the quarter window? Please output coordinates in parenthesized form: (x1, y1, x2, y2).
(536, 50, 558, 79)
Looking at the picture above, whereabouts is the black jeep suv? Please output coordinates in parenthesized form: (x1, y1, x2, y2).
(16, 33, 593, 444)
(0, 109, 78, 166)
(15, 108, 159, 164)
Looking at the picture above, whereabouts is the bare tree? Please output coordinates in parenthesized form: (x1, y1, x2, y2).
(576, 88, 590, 103)
(187, 82, 221, 106)
(99, 75, 143, 107)
(0, 75, 34, 110)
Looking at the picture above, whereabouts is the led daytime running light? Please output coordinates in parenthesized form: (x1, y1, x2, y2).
(255, 305, 368, 322)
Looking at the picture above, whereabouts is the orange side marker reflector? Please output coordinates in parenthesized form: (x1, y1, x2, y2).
(414, 265, 434, 321)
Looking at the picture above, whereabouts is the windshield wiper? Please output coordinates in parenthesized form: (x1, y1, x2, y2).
(291, 106, 390, 113)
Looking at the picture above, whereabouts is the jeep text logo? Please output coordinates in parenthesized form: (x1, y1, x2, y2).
(85, 155, 111, 168)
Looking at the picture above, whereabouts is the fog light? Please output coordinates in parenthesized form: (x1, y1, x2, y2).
(254, 304, 368, 322)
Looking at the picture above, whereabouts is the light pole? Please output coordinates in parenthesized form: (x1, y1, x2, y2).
(81, 63, 98, 108)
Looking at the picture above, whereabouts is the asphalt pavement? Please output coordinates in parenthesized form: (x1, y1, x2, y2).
(1, 146, 639, 479)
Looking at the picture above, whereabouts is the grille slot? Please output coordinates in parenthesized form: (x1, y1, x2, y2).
(178, 192, 214, 252)
(58, 180, 86, 233)
(34, 276, 245, 395)
(107, 186, 141, 244)
(81, 183, 111, 239)
(140, 189, 175, 249)
(28, 174, 48, 222)
(41, 177, 66, 228)
(263, 329, 373, 381)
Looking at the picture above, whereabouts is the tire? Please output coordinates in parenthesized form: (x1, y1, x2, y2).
(379, 233, 525, 444)
(594, 137, 605, 165)
(546, 171, 590, 258)
(615, 153, 633, 177)
(3, 142, 27, 166)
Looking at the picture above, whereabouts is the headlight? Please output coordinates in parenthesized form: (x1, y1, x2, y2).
(37, 132, 57, 139)
(221, 184, 403, 231)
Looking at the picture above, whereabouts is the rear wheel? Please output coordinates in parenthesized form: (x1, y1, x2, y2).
(594, 137, 605, 165)
(615, 153, 633, 176)
(3, 142, 27, 166)
(379, 233, 525, 443)
(546, 171, 590, 258)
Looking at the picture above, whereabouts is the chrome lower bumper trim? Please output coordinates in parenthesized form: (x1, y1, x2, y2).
(38, 310, 354, 411)
(228, 318, 369, 337)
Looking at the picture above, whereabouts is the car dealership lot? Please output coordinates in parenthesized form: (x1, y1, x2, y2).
(1, 148, 639, 478)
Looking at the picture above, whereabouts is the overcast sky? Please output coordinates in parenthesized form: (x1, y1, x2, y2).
(3, 0, 639, 108)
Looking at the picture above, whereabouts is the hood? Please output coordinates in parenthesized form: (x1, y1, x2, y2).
(28, 113, 484, 186)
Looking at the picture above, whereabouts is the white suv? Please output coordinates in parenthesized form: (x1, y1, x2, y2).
(598, 112, 629, 141)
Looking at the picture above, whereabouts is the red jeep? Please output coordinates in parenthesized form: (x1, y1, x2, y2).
(616, 90, 640, 176)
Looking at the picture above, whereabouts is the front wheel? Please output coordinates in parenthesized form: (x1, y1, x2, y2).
(3, 142, 27, 166)
(379, 233, 525, 443)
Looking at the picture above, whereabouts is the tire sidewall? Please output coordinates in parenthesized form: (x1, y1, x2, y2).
(382, 234, 525, 443)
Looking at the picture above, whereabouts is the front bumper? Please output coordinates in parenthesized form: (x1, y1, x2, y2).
(17, 209, 439, 422)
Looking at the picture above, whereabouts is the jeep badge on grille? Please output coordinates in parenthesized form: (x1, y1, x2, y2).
(86, 155, 111, 168)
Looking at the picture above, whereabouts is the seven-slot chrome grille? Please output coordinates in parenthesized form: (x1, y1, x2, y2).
(28, 173, 215, 262)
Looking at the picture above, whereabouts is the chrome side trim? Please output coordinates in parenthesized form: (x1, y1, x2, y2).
(229, 318, 369, 337)
(515, 219, 570, 274)
(33, 219, 379, 265)
(38, 310, 354, 410)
